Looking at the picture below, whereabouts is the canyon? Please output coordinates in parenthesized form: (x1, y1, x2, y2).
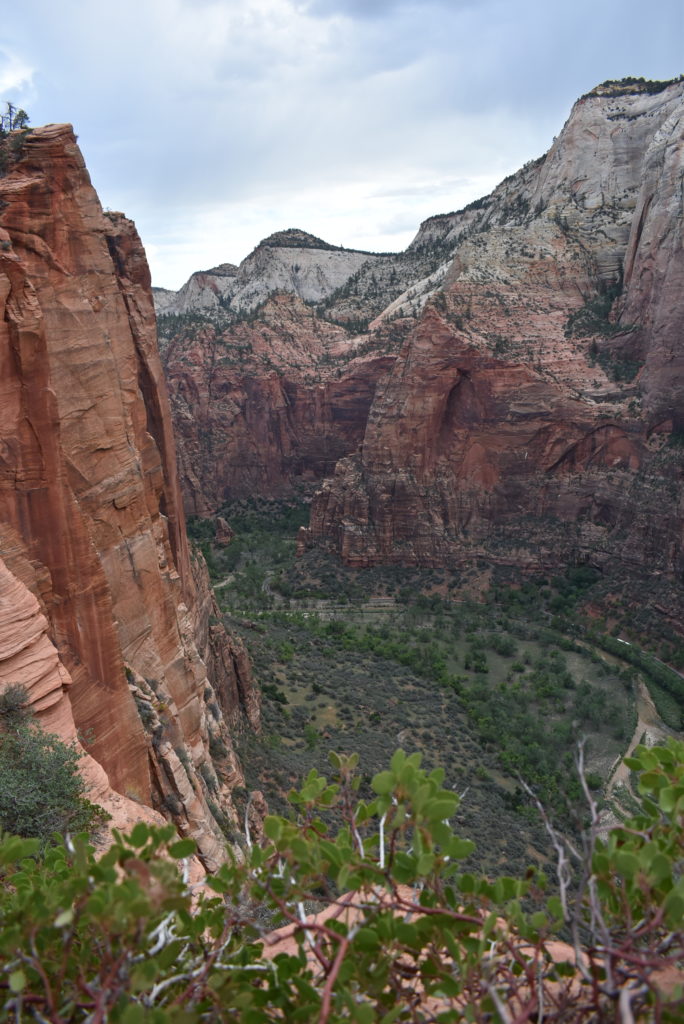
(1, 75, 682, 866)
(0, 124, 258, 868)
(159, 78, 684, 615)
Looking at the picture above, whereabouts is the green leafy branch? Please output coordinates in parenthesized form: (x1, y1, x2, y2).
(0, 741, 682, 1021)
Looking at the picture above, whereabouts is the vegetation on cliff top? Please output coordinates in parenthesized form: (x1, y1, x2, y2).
(0, 102, 31, 177)
(582, 75, 684, 99)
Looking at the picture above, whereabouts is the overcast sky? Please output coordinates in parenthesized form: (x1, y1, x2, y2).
(2, 0, 682, 289)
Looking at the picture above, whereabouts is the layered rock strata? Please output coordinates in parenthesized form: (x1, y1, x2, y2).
(0, 125, 258, 867)
(160, 292, 403, 510)
(300, 80, 684, 582)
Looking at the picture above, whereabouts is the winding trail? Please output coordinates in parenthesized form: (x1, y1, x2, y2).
(607, 681, 673, 796)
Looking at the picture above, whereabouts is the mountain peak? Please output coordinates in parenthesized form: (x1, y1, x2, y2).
(258, 228, 344, 251)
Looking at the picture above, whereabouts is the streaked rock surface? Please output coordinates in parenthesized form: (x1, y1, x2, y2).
(0, 124, 258, 867)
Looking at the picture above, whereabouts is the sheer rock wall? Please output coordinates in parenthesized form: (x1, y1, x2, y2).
(300, 81, 684, 581)
(0, 124, 258, 867)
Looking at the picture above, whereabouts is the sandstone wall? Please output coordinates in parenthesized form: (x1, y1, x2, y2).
(0, 125, 258, 867)
(161, 291, 397, 509)
(301, 82, 684, 584)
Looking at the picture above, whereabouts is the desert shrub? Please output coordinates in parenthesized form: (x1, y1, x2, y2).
(198, 761, 219, 793)
(0, 714, 104, 845)
(0, 683, 32, 729)
(209, 734, 229, 760)
(133, 694, 156, 729)
(303, 723, 319, 749)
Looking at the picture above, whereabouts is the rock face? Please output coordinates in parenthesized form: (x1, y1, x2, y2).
(0, 124, 258, 867)
(160, 291, 404, 510)
(300, 79, 684, 582)
(157, 228, 431, 510)
(0, 555, 165, 837)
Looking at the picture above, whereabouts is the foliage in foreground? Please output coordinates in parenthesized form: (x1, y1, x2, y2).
(0, 741, 682, 1022)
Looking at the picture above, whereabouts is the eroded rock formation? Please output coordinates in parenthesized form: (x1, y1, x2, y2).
(156, 79, 682, 597)
(299, 79, 684, 581)
(0, 124, 258, 867)
(159, 291, 403, 510)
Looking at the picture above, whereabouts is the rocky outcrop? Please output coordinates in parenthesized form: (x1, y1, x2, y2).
(153, 263, 238, 317)
(301, 79, 684, 581)
(0, 124, 258, 867)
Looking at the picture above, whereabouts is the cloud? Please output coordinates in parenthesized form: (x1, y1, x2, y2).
(2, 0, 682, 287)
(301, 0, 473, 18)
(0, 48, 34, 100)
(302, 0, 415, 17)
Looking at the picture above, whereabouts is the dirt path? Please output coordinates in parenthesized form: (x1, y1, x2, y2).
(605, 679, 674, 806)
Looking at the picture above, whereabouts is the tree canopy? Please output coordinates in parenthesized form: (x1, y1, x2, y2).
(0, 102, 29, 133)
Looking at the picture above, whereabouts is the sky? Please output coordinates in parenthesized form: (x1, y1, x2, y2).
(1, 0, 682, 289)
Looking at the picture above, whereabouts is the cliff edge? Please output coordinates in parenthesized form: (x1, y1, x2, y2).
(0, 124, 258, 867)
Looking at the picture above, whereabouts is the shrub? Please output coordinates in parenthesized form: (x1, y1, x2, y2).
(0, 683, 31, 729)
(198, 761, 219, 793)
(0, 720, 104, 844)
(209, 733, 229, 760)
(0, 742, 682, 1021)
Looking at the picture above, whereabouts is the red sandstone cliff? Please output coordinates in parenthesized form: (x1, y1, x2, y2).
(300, 80, 684, 581)
(0, 125, 258, 867)
(160, 292, 404, 510)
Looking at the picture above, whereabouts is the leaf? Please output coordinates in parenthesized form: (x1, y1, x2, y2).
(54, 908, 74, 927)
(647, 852, 672, 886)
(206, 875, 229, 894)
(447, 837, 475, 860)
(547, 895, 564, 921)
(354, 927, 380, 951)
(615, 851, 639, 879)
(425, 797, 458, 822)
(417, 852, 435, 875)
(663, 887, 684, 928)
(168, 838, 196, 859)
(352, 1006, 375, 1024)
(0, 836, 40, 865)
(157, 939, 185, 970)
(130, 822, 150, 848)
(263, 816, 282, 841)
(658, 786, 679, 814)
(9, 970, 25, 993)
(371, 771, 394, 795)
(638, 770, 665, 795)
(592, 851, 609, 876)
(529, 911, 547, 930)
(396, 921, 419, 948)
